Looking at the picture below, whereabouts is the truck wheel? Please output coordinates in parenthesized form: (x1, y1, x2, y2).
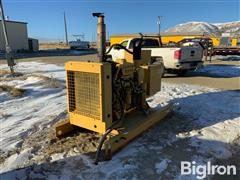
(176, 70, 187, 76)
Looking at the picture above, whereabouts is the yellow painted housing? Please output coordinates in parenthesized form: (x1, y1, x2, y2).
(65, 61, 112, 134)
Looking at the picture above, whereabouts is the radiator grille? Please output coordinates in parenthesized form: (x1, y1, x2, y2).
(67, 71, 100, 120)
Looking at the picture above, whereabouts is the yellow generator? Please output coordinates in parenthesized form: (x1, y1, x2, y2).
(56, 13, 172, 164)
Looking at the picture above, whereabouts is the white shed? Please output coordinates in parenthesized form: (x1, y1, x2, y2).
(0, 20, 29, 52)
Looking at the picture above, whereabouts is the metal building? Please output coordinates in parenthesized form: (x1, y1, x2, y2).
(0, 20, 29, 52)
(28, 38, 39, 51)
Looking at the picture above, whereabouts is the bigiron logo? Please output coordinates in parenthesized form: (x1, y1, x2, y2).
(181, 161, 237, 179)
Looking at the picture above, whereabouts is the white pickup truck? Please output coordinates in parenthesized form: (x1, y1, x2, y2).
(108, 38, 204, 75)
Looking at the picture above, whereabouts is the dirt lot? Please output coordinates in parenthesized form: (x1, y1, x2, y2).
(163, 59, 240, 90)
(39, 43, 69, 50)
(1, 53, 239, 90)
(0, 55, 239, 179)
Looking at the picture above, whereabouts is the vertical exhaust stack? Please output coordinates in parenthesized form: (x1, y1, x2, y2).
(93, 13, 106, 62)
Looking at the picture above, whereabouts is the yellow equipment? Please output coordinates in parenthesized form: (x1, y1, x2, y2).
(55, 13, 172, 164)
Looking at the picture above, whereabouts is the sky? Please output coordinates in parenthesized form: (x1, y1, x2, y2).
(2, 0, 240, 42)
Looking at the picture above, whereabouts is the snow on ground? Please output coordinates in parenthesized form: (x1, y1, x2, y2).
(0, 62, 239, 179)
(196, 63, 240, 77)
(213, 55, 240, 61)
(0, 62, 67, 151)
(155, 159, 170, 174)
(0, 49, 97, 60)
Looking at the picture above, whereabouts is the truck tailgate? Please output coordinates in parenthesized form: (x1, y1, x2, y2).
(180, 47, 203, 62)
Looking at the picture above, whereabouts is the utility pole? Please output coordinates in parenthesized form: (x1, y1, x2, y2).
(157, 16, 161, 36)
(157, 16, 163, 46)
(64, 12, 69, 45)
(0, 0, 15, 73)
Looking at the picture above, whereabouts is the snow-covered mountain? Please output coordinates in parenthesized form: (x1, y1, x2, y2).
(214, 21, 240, 34)
(165, 21, 240, 36)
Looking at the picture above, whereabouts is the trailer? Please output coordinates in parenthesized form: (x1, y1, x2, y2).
(211, 47, 240, 56)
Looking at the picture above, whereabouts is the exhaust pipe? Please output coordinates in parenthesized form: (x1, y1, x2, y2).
(93, 12, 106, 62)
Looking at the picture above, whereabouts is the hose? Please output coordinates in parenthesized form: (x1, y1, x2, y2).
(94, 86, 124, 165)
(94, 128, 114, 165)
(94, 114, 123, 165)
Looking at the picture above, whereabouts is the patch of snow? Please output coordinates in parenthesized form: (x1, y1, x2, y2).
(188, 117, 240, 159)
(50, 153, 65, 162)
(196, 64, 240, 77)
(213, 55, 240, 61)
(0, 148, 32, 173)
(155, 159, 170, 174)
